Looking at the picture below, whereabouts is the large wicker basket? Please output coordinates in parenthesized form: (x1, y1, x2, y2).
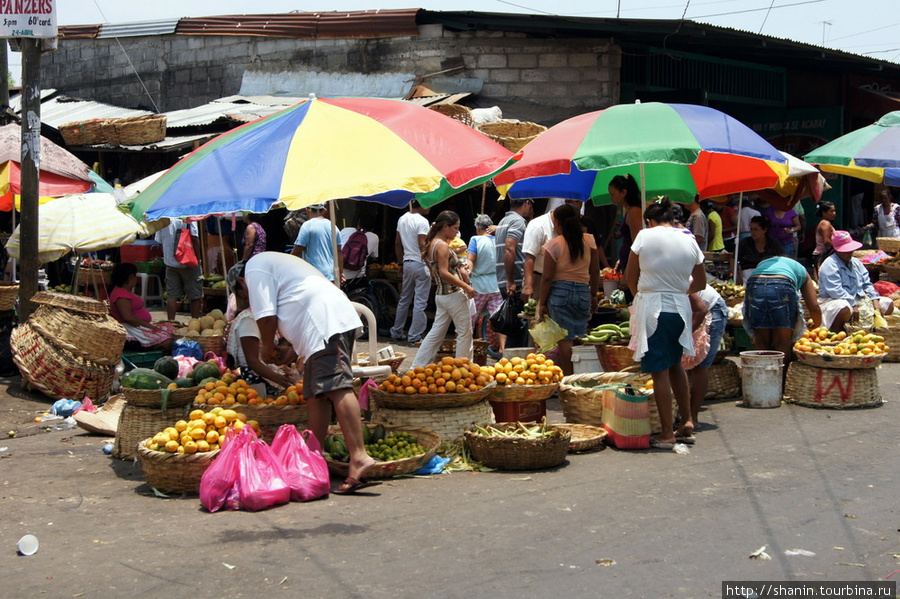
(29, 305, 125, 364)
(193, 402, 307, 443)
(30, 290, 108, 314)
(0, 282, 18, 311)
(554, 423, 608, 453)
(121, 386, 199, 409)
(104, 114, 167, 146)
(794, 349, 885, 370)
(557, 371, 648, 425)
(596, 343, 639, 372)
(884, 263, 900, 282)
(78, 266, 113, 288)
(113, 403, 192, 460)
(324, 424, 441, 479)
(490, 382, 558, 402)
(369, 382, 495, 410)
(702, 359, 742, 399)
(10, 323, 115, 401)
(877, 237, 900, 254)
(865, 326, 900, 362)
(136, 438, 219, 494)
(429, 104, 474, 127)
(784, 361, 882, 409)
(464, 422, 570, 470)
(477, 121, 547, 152)
(59, 118, 110, 145)
(371, 398, 495, 442)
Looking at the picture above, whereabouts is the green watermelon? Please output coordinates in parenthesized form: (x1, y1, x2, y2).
(153, 356, 179, 380)
(121, 368, 174, 390)
(190, 361, 221, 384)
(174, 377, 195, 389)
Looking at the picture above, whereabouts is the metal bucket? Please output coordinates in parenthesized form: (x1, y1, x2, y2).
(740, 350, 784, 408)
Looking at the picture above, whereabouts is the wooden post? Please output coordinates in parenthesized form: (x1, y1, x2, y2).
(17, 39, 40, 320)
(0, 42, 9, 118)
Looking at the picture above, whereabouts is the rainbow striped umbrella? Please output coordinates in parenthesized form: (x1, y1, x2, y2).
(803, 111, 900, 185)
(131, 96, 516, 221)
(494, 102, 790, 205)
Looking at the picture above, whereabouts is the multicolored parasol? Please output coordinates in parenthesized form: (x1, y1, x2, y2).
(803, 111, 900, 186)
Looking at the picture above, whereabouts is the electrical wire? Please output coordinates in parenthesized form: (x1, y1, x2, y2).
(757, 0, 776, 34)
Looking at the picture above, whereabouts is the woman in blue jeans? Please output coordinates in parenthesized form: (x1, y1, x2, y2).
(536, 203, 601, 375)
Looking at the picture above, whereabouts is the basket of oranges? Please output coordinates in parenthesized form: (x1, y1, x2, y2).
(192, 374, 307, 426)
(372, 356, 496, 409)
(483, 353, 563, 402)
(793, 327, 888, 369)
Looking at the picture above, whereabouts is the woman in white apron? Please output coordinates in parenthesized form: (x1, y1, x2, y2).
(871, 188, 900, 238)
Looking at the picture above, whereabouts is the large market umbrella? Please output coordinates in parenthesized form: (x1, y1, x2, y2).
(803, 111, 900, 185)
(0, 123, 93, 210)
(494, 102, 790, 206)
(130, 96, 517, 221)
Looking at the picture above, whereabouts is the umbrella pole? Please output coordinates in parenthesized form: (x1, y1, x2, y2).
(218, 216, 226, 275)
(330, 200, 340, 286)
(9, 208, 14, 281)
(639, 163, 647, 229)
(481, 183, 487, 214)
(734, 193, 743, 282)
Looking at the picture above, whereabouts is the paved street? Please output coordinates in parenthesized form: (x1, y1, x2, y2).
(2, 346, 899, 598)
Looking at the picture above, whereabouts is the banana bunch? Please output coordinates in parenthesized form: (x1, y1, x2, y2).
(580, 321, 631, 344)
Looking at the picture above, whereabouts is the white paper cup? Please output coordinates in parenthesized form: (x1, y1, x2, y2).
(17, 534, 38, 556)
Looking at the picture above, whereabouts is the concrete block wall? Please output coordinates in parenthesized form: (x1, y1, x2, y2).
(41, 27, 620, 115)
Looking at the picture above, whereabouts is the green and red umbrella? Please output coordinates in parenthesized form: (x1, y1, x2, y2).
(131, 96, 517, 221)
(494, 102, 790, 205)
(803, 111, 900, 185)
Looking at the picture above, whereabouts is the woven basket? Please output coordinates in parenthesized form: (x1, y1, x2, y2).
(113, 402, 192, 460)
(29, 305, 126, 364)
(174, 334, 225, 356)
(464, 423, 570, 470)
(0, 282, 18, 311)
(371, 398, 495, 442)
(877, 237, 900, 254)
(554, 423, 608, 453)
(59, 119, 110, 145)
(866, 326, 900, 362)
(383, 269, 401, 282)
(78, 266, 113, 287)
(794, 349, 885, 370)
(429, 104, 474, 127)
(10, 323, 115, 401)
(477, 121, 547, 153)
(121, 386, 200, 410)
(704, 359, 742, 399)
(784, 361, 882, 409)
(30, 290, 108, 314)
(597, 343, 639, 372)
(557, 371, 648, 425)
(884, 263, 900, 281)
(136, 438, 219, 494)
(369, 381, 495, 410)
(324, 424, 441, 479)
(356, 351, 407, 372)
(490, 382, 558, 402)
(104, 114, 167, 146)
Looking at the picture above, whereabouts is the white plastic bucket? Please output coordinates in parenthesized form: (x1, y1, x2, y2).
(740, 350, 784, 408)
(571, 345, 603, 375)
(502, 347, 534, 360)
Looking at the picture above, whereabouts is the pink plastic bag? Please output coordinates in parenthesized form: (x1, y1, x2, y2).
(357, 379, 378, 410)
(237, 432, 291, 512)
(73, 396, 97, 414)
(204, 351, 228, 374)
(174, 355, 200, 379)
(271, 425, 330, 502)
(199, 426, 248, 513)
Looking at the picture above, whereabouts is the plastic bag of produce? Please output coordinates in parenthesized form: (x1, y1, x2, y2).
(200, 427, 249, 513)
(530, 317, 567, 352)
(237, 431, 291, 511)
(271, 425, 330, 502)
(489, 294, 528, 344)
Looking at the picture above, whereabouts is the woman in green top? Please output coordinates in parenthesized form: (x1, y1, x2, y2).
(703, 201, 725, 251)
(743, 256, 822, 387)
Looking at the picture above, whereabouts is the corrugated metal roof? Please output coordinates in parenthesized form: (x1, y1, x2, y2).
(84, 133, 216, 152)
(175, 9, 420, 39)
(8, 91, 152, 128)
(8, 88, 57, 112)
(97, 19, 179, 39)
(163, 101, 288, 129)
(215, 95, 306, 107)
(58, 24, 100, 39)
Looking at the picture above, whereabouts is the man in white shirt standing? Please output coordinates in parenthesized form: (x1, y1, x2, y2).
(521, 202, 556, 301)
(239, 252, 379, 495)
(390, 201, 431, 343)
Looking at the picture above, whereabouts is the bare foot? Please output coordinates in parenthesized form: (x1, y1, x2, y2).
(348, 456, 377, 482)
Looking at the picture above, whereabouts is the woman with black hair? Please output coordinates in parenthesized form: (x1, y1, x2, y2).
(609, 174, 643, 272)
(109, 262, 175, 352)
(813, 200, 836, 276)
(737, 215, 784, 284)
(625, 198, 706, 449)
(411, 211, 475, 369)
(537, 203, 600, 375)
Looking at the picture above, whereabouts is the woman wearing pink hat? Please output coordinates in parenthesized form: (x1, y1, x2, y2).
(817, 230, 894, 332)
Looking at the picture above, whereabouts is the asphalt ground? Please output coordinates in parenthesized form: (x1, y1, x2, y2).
(2, 332, 900, 599)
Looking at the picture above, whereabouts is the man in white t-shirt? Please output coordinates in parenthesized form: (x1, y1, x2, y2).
(240, 252, 379, 494)
(339, 225, 379, 281)
(521, 207, 556, 301)
(390, 201, 431, 343)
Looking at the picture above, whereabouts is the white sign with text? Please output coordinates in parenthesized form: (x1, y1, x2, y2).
(0, 0, 56, 38)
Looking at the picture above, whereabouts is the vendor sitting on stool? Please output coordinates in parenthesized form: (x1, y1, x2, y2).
(817, 230, 894, 332)
(109, 263, 176, 353)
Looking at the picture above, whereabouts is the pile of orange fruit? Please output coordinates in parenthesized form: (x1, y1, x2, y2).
(378, 356, 494, 394)
(794, 327, 888, 356)
(194, 374, 305, 406)
(146, 407, 260, 454)
(480, 353, 563, 386)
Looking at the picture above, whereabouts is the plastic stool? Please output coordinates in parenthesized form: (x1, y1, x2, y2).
(136, 272, 164, 307)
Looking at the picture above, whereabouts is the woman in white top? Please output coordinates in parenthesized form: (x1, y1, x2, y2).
(869, 188, 900, 238)
(625, 198, 706, 449)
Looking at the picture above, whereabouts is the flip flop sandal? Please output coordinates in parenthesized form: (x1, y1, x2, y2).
(332, 477, 382, 495)
(649, 438, 675, 450)
(674, 434, 696, 445)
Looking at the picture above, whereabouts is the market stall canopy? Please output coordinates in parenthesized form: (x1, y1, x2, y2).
(0, 123, 93, 210)
(494, 102, 790, 205)
(6, 191, 167, 263)
(131, 95, 518, 221)
(803, 111, 900, 185)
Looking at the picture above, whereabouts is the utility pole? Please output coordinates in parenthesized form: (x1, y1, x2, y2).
(0, 42, 9, 116)
(18, 38, 40, 320)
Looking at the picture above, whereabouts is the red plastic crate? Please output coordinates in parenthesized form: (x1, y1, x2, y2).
(489, 399, 547, 423)
(120, 243, 162, 263)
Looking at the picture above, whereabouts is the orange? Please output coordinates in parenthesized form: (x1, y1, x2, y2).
(411, 379, 422, 389)
(414, 366, 425, 374)
(206, 430, 219, 444)
(189, 409, 205, 421)
(445, 380, 457, 392)
(164, 440, 179, 453)
(495, 372, 508, 384)
(437, 386, 446, 394)
(427, 384, 438, 394)
(385, 383, 396, 393)
(424, 368, 434, 378)
(441, 356, 455, 365)
(401, 375, 412, 387)
(405, 386, 417, 395)
(183, 441, 198, 454)
(174, 420, 188, 433)
(196, 440, 210, 453)
(450, 369, 462, 380)
(435, 377, 446, 387)
(418, 385, 428, 394)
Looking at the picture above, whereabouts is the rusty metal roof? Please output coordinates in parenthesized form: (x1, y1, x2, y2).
(175, 9, 420, 39)
(58, 24, 100, 38)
